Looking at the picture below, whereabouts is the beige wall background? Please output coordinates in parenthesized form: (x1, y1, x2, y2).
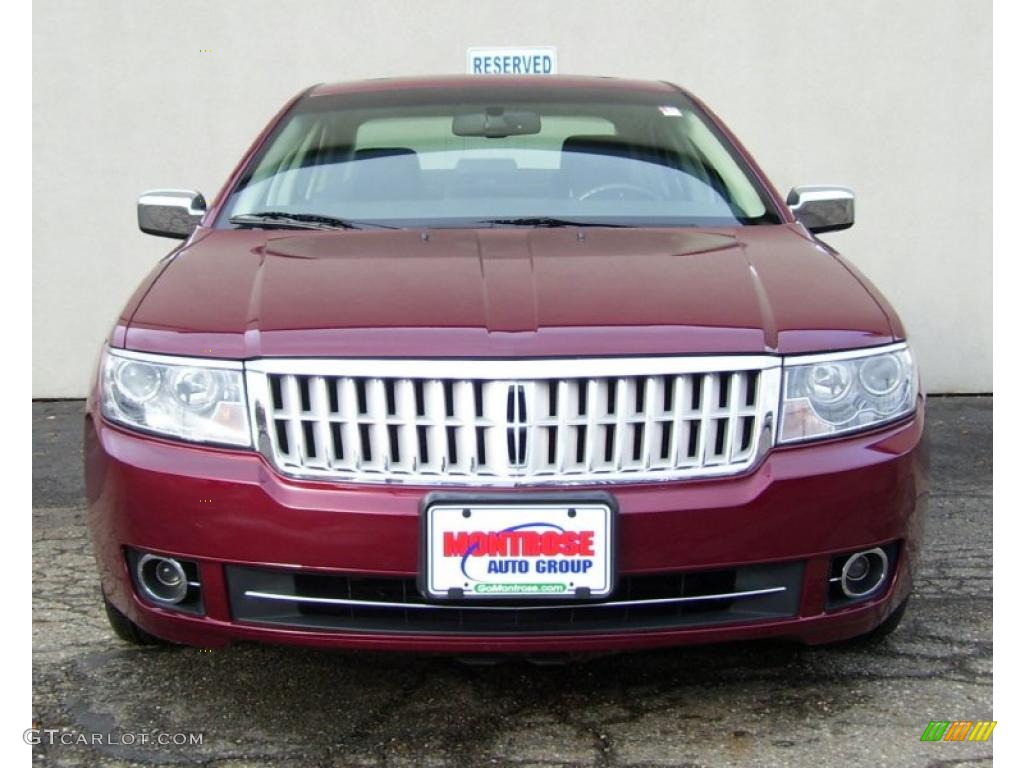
(33, 0, 991, 396)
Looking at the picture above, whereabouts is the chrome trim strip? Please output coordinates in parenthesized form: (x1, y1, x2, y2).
(243, 461, 768, 487)
(245, 355, 780, 379)
(781, 342, 908, 366)
(242, 585, 787, 610)
(106, 346, 244, 370)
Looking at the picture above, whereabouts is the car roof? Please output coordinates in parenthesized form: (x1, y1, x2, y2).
(307, 75, 684, 99)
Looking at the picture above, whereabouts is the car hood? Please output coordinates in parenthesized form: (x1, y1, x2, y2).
(122, 224, 898, 359)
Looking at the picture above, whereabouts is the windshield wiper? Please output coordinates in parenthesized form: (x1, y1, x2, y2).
(479, 217, 630, 228)
(229, 212, 398, 230)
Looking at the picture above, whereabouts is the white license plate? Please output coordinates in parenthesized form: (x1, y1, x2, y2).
(424, 501, 613, 599)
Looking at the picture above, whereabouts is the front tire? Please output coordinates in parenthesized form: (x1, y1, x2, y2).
(868, 596, 910, 639)
(103, 593, 164, 646)
(851, 597, 910, 644)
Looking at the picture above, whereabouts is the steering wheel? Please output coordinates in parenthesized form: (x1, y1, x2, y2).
(577, 183, 660, 201)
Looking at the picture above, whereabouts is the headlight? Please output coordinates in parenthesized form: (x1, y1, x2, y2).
(779, 343, 917, 443)
(101, 348, 250, 447)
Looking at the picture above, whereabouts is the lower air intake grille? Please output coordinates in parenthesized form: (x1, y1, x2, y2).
(225, 562, 804, 635)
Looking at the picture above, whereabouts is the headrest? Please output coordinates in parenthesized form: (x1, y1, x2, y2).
(352, 147, 418, 163)
(561, 134, 635, 159)
(348, 147, 421, 199)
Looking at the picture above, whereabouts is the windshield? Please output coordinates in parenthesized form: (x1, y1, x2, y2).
(220, 88, 781, 229)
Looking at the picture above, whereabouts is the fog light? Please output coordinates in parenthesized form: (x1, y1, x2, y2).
(137, 554, 188, 605)
(840, 548, 888, 598)
(845, 554, 870, 582)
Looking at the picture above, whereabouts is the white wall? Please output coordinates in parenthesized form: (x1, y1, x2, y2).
(33, 0, 991, 396)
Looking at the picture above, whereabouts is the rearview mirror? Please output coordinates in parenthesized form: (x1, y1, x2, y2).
(787, 186, 855, 234)
(453, 108, 542, 138)
(138, 189, 207, 239)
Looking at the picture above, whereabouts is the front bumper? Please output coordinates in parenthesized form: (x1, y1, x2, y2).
(85, 398, 927, 654)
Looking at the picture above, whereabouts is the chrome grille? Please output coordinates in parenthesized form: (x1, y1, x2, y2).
(246, 357, 780, 486)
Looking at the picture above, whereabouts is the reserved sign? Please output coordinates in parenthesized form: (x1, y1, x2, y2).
(466, 46, 558, 75)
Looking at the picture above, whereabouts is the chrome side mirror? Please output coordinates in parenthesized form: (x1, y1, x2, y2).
(786, 186, 855, 234)
(138, 189, 207, 239)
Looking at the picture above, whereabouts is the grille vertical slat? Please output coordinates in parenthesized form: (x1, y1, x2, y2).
(669, 375, 688, 467)
(338, 378, 361, 471)
(555, 379, 571, 474)
(641, 376, 659, 470)
(612, 378, 629, 472)
(695, 373, 713, 467)
(724, 372, 741, 462)
(525, 382, 547, 476)
(310, 376, 333, 468)
(584, 378, 599, 472)
(281, 376, 304, 464)
(365, 379, 390, 471)
(680, 377, 696, 467)
(453, 380, 477, 473)
(394, 379, 418, 473)
(483, 382, 508, 476)
(424, 380, 448, 473)
(257, 359, 777, 485)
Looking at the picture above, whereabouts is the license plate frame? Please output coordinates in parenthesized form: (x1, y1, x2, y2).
(419, 492, 618, 601)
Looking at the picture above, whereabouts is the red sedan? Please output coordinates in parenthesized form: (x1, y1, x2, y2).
(86, 76, 926, 655)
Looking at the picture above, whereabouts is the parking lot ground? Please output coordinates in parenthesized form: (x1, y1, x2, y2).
(32, 397, 992, 767)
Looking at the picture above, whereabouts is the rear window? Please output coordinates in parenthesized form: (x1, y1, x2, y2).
(221, 89, 781, 229)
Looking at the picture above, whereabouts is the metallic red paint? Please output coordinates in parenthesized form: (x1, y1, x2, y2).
(120, 225, 896, 360)
(86, 397, 925, 652)
(90, 76, 926, 653)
